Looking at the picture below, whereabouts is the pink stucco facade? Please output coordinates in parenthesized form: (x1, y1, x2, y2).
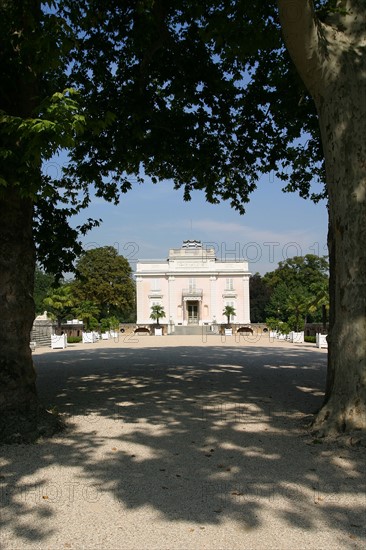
(136, 240, 251, 330)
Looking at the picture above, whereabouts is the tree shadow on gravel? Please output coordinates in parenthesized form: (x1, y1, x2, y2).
(0, 340, 365, 547)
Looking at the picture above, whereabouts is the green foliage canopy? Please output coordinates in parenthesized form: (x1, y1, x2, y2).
(72, 246, 135, 319)
(61, 0, 325, 219)
(264, 255, 329, 290)
(264, 254, 329, 329)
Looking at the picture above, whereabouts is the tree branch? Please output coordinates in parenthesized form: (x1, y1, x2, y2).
(277, 0, 324, 98)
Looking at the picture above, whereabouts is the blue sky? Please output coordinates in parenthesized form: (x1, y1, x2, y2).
(62, 171, 328, 276)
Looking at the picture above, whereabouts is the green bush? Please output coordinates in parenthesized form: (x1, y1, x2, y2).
(305, 335, 316, 343)
(100, 316, 120, 332)
(277, 321, 291, 335)
(67, 336, 82, 344)
(265, 317, 278, 331)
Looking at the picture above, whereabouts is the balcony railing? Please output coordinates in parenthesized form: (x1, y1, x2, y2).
(182, 288, 203, 298)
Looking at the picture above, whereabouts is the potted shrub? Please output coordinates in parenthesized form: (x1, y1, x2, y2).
(222, 305, 236, 335)
(150, 305, 166, 335)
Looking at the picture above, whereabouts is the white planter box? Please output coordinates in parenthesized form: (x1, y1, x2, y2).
(155, 328, 163, 336)
(224, 329, 233, 336)
(316, 334, 328, 349)
(82, 331, 97, 343)
(290, 331, 304, 343)
(101, 333, 109, 340)
(51, 334, 67, 349)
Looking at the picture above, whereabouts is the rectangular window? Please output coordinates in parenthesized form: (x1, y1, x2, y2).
(226, 278, 234, 290)
(151, 279, 161, 291)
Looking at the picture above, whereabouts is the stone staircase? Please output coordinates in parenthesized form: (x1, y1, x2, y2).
(172, 325, 208, 336)
(30, 326, 52, 348)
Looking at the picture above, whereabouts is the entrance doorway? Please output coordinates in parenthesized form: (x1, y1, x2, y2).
(187, 302, 199, 324)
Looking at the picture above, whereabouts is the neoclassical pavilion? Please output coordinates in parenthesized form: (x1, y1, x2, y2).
(136, 240, 251, 331)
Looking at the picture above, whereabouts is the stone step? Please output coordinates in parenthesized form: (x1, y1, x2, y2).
(30, 328, 51, 348)
(172, 325, 207, 336)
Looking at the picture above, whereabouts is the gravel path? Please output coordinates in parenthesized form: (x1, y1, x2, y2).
(1, 334, 365, 549)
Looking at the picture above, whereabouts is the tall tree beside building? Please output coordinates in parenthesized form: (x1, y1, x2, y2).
(264, 255, 329, 327)
(264, 255, 329, 292)
(72, 247, 135, 320)
(249, 273, 272, 323)
(265, 283, 291, 322)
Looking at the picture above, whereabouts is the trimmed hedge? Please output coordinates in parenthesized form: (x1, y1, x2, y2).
(67, 336, 82, 344)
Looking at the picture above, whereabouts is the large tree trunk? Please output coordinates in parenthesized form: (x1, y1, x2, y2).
(278, 0, 366, 435)
(0, 189, 38, 413)
(0, 189, 62, 443)
(312, 54, 366, 434)
(0, 1, 40, 421)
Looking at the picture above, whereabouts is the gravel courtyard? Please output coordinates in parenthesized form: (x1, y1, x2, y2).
(1, 334, 365, 549)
